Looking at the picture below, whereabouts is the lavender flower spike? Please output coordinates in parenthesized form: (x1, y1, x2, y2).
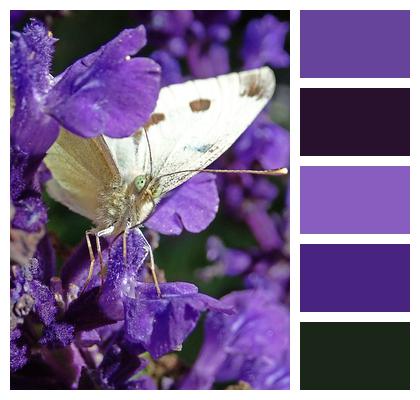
(11, 19, 59, 158)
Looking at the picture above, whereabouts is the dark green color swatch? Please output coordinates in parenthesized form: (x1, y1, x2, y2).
(300, 322, 410, 390)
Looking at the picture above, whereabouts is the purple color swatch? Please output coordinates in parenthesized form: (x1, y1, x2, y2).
(300, 167, 410, 234)
(300, 10, 410, 78)
(300, 244, 410, 312)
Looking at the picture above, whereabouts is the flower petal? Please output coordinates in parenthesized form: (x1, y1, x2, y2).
(99, 229, 148, 320)
(145, 173, 219, 235)
(181, 289, 289, 389)
(11, 196, 48, 233)
(151, 50, 183, 86)
(234, 114, 290, 170)
(46, 25, 161, 138)
(124, 282, 232, 359)
(99, 344, 149, 388)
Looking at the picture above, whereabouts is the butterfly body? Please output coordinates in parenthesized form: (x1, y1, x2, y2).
(95, 176, 156, 234)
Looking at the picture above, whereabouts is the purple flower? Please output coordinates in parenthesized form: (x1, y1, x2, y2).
(10, 20, 161, 235)
(94, 344, 151, 389)
(10, 328, 29, 372)
(11, 20, 161, 144)
(40, 344, 86, 389)
(11, 19, 59, 158)
(33, 233, 56, 284)
(11, 196, 48, 232)
(181, 290, 289, 389)
(151, 50, 183, 86)
(28, 279, 58, 326)
(191, 11, 241, 43)
(199, 236, 252, 281)
(46, 25, 160, 138)
(10, 259, 58, 370)
(244, 208, 283, 252)
(234, 114, 290, 170)
(244, 258, 290, 303)
(241, 15, 290, 69)
(40, 322, 75, 348)
(60, 236, 106, 289)
(145, 173, 219, 235)
(10, 12, 290, 388)
(124, 282, 233, 359)
(149, 11, 194, 38)
(199, 236, 290, 302)
(11, 259, 58, 328)
(187, 42, 230, 79)
(99, 229, 148, 320)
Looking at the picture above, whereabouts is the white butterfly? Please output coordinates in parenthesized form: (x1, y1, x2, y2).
(44, 66, 287, 293)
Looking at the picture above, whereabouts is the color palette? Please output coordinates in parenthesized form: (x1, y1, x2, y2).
(300, 322, 410, 389)
(300, 166, 410, 234)
(300, 10, 410, 78)
(299, 8, 411, 391)
(300, 88, 410, 156)
(300, 244, 410, 312)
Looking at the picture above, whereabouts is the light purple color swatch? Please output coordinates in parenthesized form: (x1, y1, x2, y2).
(300, 167, 410, 234)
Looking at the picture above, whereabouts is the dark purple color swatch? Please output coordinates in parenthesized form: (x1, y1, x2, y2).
(300, 244, 410, 312)
(300, 10, 410, 78)
(300, 88, 410, 156)
(300, 167, 410, 234)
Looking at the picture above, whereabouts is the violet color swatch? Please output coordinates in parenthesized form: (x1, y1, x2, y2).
(300, 88, 410, 156)
(300, 244, 410, 312)
(300, 10, 410, 78)
(300, 167, 410, 234)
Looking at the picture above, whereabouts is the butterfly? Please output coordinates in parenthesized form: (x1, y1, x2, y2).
(44, 66, 287, 294)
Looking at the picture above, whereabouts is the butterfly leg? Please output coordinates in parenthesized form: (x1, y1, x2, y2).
(148, 242, 161, 297)
(81, 230, 96, 293)
(95, 234, 105, 286)
(123, 221, 131, 270)
(96, 226, 115, 287)
(137, 228, 161, 297)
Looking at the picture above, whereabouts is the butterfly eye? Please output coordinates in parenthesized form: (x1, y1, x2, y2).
(134, 175, 147, 192)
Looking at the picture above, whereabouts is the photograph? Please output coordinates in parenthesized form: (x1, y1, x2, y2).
(10, 10, 290, 390)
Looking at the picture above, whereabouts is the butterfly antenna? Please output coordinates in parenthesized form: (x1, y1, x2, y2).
(158, 167, 288, 179)
(144, 127, 153, 177)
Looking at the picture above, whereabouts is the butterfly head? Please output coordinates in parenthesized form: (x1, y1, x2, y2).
(127, 174, 162, 228)
(134, 175, 148, 193)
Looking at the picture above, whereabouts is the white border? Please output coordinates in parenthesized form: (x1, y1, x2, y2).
(2, 0, 419, 398)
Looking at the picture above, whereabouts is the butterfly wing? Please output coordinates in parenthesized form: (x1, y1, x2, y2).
(45, 67, 275, 225)
(129, 67, 276, 196)
(44, 129, 120, 222)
